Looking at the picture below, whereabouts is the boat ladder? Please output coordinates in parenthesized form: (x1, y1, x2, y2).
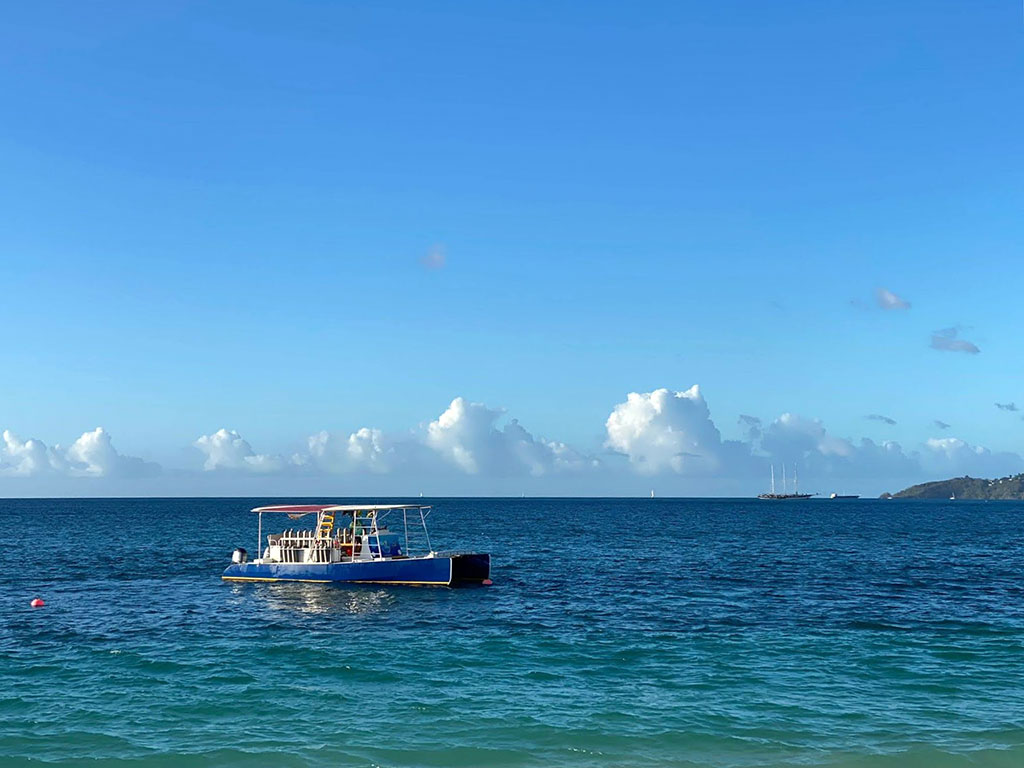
(317, 511, 336, 539)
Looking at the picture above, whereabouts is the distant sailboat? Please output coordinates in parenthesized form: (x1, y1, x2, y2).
(758, 463, 813, 500)
(650, 489, 655, 498)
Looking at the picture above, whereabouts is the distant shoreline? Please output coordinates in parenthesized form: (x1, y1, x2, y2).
(883, 474, 1024, 500)
(1, 493, 1022, 502)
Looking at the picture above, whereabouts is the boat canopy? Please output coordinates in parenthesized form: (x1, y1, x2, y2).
(250, 504, 431, 514)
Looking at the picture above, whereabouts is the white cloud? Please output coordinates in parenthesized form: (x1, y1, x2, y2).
(426, 397, 589, 476)
(602, 390, 985, 484)
(63, 427, 160, 477)
(306, 427, 409, 474)
(604, 386, 735, 475)
(925, 437, 979, 462)
(760, 412, 918, 480)
(872, 286, 913, 311)
(0, 430, 56, 477)
(760, 412, 833, 459)
(876, 288, 910, 310)
(190, 389, 1022, 486)
(194, 428, 287, 473)
(197, 397, 593, 480)
(0, 427, 158, 478)
(539, 438, 592, 474)
(5, 387, 1022, 491)
(922, 437, 1022, 478)
(426, 397, 494, 473)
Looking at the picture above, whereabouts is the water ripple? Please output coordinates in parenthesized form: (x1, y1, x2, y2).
(2, 498, 1024, 766)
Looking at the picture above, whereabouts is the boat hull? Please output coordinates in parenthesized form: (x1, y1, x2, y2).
(450, 553, 491, 583)
(222, 553, 489, 586)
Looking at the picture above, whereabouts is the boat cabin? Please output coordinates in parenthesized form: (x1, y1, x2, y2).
(248, 504, 433, 566)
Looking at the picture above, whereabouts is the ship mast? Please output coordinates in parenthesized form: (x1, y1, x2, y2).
(770, 464, 775, 494)
(782, 464, 787, 494)
(794, 465, 799, 494)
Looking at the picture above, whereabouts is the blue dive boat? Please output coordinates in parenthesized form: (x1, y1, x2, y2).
(222, 503, 491, 586)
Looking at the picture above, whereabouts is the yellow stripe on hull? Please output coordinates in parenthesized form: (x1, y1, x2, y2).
(352, 580, 449, 586)
(222, 576, 332, 583)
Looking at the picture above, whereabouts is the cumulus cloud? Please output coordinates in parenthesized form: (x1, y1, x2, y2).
(426, 397, 589, 476)
(922, 438, 1022, 478)
(595, 389, 928, 483)
(875, 288, 910, 310)
(63, 428, 160, 477)
(995, 402, 1019, 412)
(0, 427, 158, 478)
(420, 244, 446, 270)
(0, 431, 57, 477)
(604, 386, 747, 475)
(307, 427, 409, 474)
(751, 410, 1020, 482)
(602, 387, 1015, 484)
(866, 414, 897, 425)
(759, 413, 918, 480)
(194, 429, 289, 473)
(760, 413, 834, 460)
(199, 398, 593, 479)
(931, 328, 980, 355)
(9, 387, 1019, 490)
(186, 388, 1022, 487)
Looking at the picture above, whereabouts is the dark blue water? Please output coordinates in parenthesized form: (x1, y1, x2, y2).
(3, 498, 1024, 767)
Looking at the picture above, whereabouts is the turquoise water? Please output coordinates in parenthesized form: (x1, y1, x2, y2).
(3, 497, 1024, 767)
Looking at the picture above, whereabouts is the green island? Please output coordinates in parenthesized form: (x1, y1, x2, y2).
(882, 473, 1024, 500)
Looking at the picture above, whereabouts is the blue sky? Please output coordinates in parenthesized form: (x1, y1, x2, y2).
(1, 1, 1022, 495)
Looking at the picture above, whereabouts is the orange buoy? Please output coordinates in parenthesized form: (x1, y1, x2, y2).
(482, 579, 493, 586)
(30, 598, 44, 608)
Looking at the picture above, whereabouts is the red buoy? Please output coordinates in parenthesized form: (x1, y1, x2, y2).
(482, 579, 493, 586)
(30, 598, 44, 608)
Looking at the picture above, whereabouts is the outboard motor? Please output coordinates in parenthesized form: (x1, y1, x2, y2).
(231, 547, 248, 564)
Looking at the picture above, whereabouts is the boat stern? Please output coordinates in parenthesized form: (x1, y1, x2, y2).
(222, 562, 255, 581)
(450, 553, 491, 584)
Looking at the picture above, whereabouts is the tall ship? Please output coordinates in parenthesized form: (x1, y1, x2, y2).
(222, 503, 491, 586)
(758, 464, 813, 500)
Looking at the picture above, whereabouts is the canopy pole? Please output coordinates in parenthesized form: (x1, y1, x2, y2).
(403, 509, 410, 556)
(257, 512, 262, 563)
(419, 506, 432, 553)
(372, 510, 381, 560)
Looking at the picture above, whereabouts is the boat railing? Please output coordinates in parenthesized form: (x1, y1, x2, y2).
(255, 505, 434, 565)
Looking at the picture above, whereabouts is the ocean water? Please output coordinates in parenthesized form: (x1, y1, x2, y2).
(3, 497, 1024, 767)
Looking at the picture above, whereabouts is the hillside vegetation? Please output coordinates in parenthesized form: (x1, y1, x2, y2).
(883, 474, 1024, 500)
